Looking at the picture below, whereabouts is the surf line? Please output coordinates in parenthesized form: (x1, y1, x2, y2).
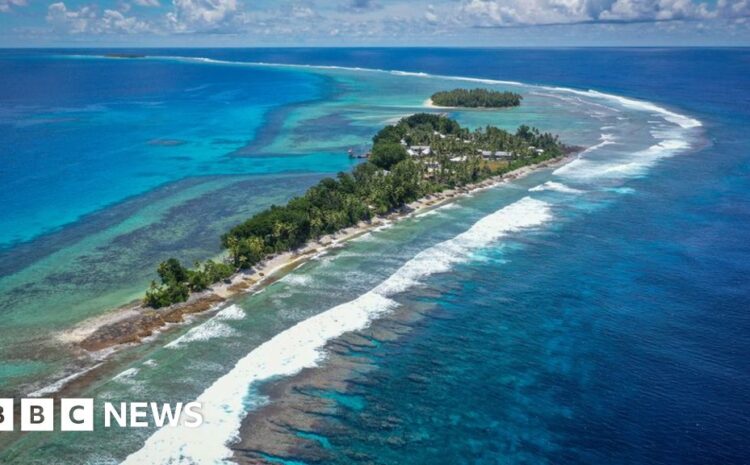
(119, 54, 702, 131)
(120, 196, 553, 465)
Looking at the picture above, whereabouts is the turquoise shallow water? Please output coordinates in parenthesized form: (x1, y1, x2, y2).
(0, 52, 596, 394)
(2, 49, 747, 465)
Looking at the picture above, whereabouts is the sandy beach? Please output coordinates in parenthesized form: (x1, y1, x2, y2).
(40, 152, 576, 398)
(423, 98, 518, 111)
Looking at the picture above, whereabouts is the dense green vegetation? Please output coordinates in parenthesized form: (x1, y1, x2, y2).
(144, 113, 567, 308)
(369, 142, 408, 170)
(144, 259, 233, 308)
(431, 88, 522, 108)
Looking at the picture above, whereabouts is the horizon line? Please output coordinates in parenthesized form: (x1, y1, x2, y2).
(2, 45, 750, 50)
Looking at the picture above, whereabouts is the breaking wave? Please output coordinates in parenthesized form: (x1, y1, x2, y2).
(113, 54, 699, 131)
(554, 138, 691, 180)
(121, 197, 553, 465)
(165, 305, 246, 349)
(529, 182, 585, 194)
(91, 54, 705, 464)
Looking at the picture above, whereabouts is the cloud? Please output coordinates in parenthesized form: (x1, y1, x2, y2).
(100, 8, 154, 32)
(0, 0, 27, 13)
(21, 0, 750, 42)
(134, 0, 161, 7)
(45, 0, 243, 35)
(46, 2, 153, 33)
(47, 3, 97, 33)
(461, 0, 590, 26)
(166, 0, 240, 32)
(459, 0, 749, 27)
(291, 4, 317, 18)
(425, 3, 438, 24)
(599, 0, 713, 22)
(718, 0, 750, 18)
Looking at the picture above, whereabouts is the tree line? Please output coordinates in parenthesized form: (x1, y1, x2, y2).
(144, 113, 565, 308)
(431, 88, 523, 108)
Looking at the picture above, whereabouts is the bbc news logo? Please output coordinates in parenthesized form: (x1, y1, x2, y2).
(0, 398, 203, 432)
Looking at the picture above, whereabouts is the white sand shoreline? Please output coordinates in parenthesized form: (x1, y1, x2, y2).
(423, 98, 519, 111)
(31, 152, 576, 398)
(56, 152, 574, 354)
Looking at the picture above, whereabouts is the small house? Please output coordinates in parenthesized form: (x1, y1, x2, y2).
(408, 145, 432, 156)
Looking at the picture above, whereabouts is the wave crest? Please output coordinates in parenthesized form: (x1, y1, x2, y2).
(121, 197, 552, 465)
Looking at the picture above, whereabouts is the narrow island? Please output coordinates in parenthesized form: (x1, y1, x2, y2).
(144, 113, 567, 308)
(430, 88, 523, 108)
(72, 112, 578, 352)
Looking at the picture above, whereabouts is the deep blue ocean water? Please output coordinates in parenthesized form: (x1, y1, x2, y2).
(275, 48, 750, 465)
(282, 48, 750, 465)
(0, 48, 748, 464)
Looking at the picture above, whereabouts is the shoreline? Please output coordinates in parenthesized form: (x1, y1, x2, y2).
(40, 152, 576, 396)
(67, 153, 575, 351)
(232, 293, 426, 463)
(423, 98, 519, 111)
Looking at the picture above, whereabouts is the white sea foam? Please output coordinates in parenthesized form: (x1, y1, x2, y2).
(165, 322, 236, 349)
(529, 91, 621, 115)
(587, 90, 702, 129)
(113, 367, 139, 382)
(554, 139, 689, 180)
(28, 363, 103, 398)
(106, 53, 702, 134)
(120, 54, 705, 162)
(377, 197, 552, 296)
(549, 133, 617, 180)
(437, 202, 461, 211)
(121, 197, 552, 465)
(165, 305, 245, 349)
(539, 86, 702, 129)
(582, 133, 617, 154)
(215, 304, 246, 321)
(125, 292, 397, 465)
(414, 209, 440, 218)
(599, 139, 690, 176)
(281, 274, 313, 286)
(529, 182, 585, 194)
(101, 54, 703, 463)
(414, 201, 463, 218)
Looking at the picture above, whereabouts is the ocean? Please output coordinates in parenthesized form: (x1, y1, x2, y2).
(0, 48, 748, 464)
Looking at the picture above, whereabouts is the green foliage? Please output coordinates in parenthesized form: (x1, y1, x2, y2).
(194, 260, 234, 286)
(146, 112, 568, 309)
(145, 258, 235, 308)
(187, 269, 211, 293)
(234, 236, 266, 269)
(386, 159, 424, 205)
(372, 124, 406, 145)
(157, 258, 188, 286)
(145, 258, 190, 308)
(431, 88, 522, 108)
(369, 142, 408, 170)
(402, 113, 461, 135)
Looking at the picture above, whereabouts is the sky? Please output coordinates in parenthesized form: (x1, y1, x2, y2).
(1, 0, 749, 47)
